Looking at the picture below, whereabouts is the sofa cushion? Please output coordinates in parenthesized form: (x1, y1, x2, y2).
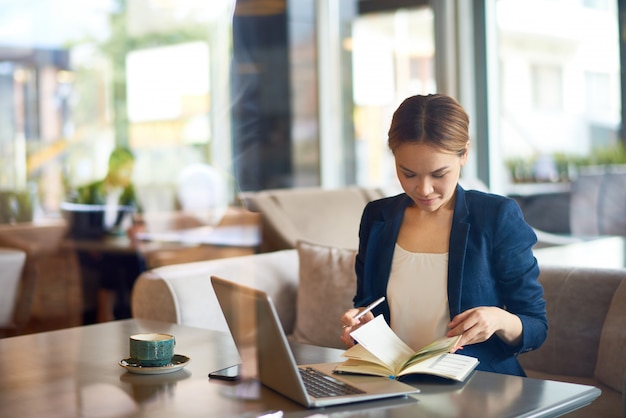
(519, 266, 622, 377)
(292, 241, 357, 349)
(595, 279, 626, 393)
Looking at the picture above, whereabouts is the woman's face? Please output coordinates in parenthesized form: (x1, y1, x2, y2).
(394, 142, 468, 212)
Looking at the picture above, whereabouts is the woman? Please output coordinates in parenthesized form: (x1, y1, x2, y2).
(340, 94, 547, 376)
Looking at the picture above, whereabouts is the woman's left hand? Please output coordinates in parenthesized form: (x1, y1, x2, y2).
(447, 306, 523, 349)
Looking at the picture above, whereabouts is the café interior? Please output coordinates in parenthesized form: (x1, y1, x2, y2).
(0, 1, 625, 417)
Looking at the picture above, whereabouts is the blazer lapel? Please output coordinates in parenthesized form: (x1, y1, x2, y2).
(365, 195, 411, 299)
(448, 185, 470, 317)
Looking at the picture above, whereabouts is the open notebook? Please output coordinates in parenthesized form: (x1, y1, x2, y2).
(210, 276, 419, 408)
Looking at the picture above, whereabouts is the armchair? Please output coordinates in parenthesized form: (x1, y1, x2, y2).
(0, 221, 67, 336)
(0, 248, 26, 336)
(570, 166, 626, 237)
(239, 186, 385, 251)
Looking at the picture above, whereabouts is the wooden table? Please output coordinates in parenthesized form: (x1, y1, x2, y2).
(0, 319, 601, 417)
(62, 207, 262, 268)
(61, 208, 261, 324)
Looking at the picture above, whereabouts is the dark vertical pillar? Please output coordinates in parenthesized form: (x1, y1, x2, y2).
(231, 3, 293, 192)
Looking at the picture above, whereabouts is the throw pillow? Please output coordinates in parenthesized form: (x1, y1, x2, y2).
(292, 240, 357, 349)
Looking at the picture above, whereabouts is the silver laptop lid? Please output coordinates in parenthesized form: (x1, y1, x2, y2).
(211, 276, 312, 405)
(211, 276, 419, 408)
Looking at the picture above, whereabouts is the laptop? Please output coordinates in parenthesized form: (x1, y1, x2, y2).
(210, 276, 419, 408)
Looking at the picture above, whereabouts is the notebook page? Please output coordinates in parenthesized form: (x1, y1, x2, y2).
(349, 315, 415, 373)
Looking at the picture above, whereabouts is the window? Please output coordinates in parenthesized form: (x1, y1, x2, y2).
(531, 65, 563, 111)
(0, 0, 235, 218)
(496, 0, 621, 184)
(585, 71, 613, 114)
(350, 6, 435, 190)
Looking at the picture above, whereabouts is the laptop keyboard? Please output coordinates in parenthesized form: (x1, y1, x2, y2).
(299, 367, 365, 398)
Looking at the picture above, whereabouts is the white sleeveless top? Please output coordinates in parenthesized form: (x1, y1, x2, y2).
(387, 244, 450, 351)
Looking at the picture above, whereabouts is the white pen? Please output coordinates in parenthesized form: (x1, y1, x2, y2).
(353, 296, 385, 320)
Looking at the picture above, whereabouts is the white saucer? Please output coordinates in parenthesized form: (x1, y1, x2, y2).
(119, 354, 191, 375)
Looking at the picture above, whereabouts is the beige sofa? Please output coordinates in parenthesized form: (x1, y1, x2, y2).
(239, 186, 385, 252)
(132, 246, 626, 417)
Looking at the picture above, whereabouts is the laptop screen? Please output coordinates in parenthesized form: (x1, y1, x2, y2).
(212, 275, 310, 403)
(212, 277, 260, 380)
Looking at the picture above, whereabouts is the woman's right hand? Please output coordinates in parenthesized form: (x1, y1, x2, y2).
(339, 308, 374, 347)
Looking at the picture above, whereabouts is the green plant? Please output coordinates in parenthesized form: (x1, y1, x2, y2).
(505, 143, 626, 183)
(585, 142, 626, 166)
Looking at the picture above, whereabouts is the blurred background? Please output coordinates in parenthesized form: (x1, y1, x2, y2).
(0, 0, 622, 222)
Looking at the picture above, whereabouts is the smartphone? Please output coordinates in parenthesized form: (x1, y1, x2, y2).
(208, 364, 241, 381)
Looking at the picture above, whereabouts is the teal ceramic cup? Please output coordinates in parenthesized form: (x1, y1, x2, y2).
(129, 333, 175, 367)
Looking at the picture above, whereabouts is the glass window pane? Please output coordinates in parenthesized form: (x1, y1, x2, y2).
(0, 0, 235, 220)
(496, 0, 621, 184)
(350, 7, 435, 190)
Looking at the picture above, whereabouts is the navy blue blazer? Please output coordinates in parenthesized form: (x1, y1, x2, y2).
(353, 185, 548, 376)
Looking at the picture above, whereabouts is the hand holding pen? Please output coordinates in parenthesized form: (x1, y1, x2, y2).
(339, 297, 385, 347)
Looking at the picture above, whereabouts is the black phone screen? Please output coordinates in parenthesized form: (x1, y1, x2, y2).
(208, 364, 241, 381)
